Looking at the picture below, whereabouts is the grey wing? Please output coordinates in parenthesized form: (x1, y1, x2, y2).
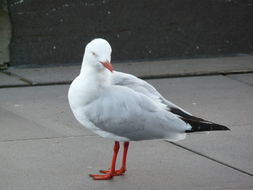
(112, 71, 192, 115)
(84, 86, 191, 141)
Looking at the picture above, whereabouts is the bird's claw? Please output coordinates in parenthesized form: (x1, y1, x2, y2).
(89, 168, 126, 180)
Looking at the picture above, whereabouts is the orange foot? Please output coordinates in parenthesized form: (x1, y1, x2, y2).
(89, 168, 126, 180)
(99, 168, 126, 176)
(89, 173, 114, 180)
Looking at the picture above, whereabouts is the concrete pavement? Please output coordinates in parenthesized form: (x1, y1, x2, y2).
(0, 56, 253, 189)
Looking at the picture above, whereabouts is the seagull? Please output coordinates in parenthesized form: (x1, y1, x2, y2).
(68, 38, 230, 180)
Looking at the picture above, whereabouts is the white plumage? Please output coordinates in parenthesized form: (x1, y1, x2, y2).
(68, 38, 229, 180)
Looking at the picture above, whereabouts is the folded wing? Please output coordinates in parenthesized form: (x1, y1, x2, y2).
(84, 85, 191, 141)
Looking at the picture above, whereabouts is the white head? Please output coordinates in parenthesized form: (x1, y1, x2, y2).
(82, 38, 113, 72)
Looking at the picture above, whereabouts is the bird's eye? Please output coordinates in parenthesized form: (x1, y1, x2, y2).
(92, 52, 98, 57)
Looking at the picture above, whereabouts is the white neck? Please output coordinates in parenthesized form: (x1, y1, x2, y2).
(80, 60, 112, 89)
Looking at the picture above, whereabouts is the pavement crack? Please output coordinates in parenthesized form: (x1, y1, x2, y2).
(2, 71, 33, 85)
(223, 74, 253, 87)
(0, 134, 96, 143)
(166, 141, 253, 177)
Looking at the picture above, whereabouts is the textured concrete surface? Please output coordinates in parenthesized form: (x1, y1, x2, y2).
(0, 72, 253, 189)
(5, 55, 253, 86)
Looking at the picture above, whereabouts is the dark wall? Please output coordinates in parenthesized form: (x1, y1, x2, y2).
(8, 0, 253, 66)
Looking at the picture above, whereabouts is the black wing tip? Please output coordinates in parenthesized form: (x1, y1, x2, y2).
(223, 126, 231, 131)
(169, 106, 231, 133)
(186, 123, 230, 133)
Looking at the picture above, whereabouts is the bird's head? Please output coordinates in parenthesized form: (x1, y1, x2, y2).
(83, 38, 113, 72)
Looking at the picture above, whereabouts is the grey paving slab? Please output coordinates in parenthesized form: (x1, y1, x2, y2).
(8, 66, 80, 85)
(0, 72, 27, 86)
(147, 75, 253, 174)
(7, 55, 253, 85)
(0, 85, 93, 139)
(227, 73, 253, 86)
(0, 107, 60, 141)
(0, 136, 252, 190)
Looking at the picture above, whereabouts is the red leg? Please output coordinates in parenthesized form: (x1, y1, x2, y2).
(117, 141, 129, 174)
(89, 141, 120, 180)
(100, 141, 129, 175)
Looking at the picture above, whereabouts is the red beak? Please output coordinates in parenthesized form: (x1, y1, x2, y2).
(100, 60, 114, 72)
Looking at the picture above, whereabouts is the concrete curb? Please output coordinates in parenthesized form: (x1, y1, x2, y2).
(1, 55, 253, 87)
